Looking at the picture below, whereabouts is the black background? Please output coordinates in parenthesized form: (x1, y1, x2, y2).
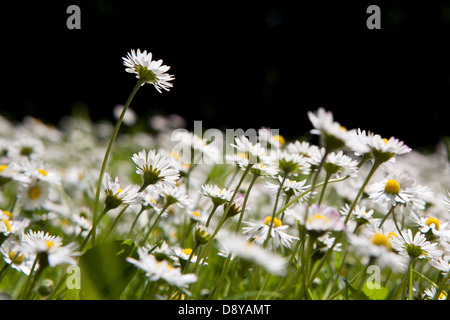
(2, 1, 450, 149)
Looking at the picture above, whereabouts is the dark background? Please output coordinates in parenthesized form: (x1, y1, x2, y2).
(1, 1, 449, 149)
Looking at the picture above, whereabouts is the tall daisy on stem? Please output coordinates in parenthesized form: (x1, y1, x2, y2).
(91, 49, 174, 246)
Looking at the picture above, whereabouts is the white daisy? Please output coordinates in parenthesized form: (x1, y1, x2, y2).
(303, 204, 345, 237)
(156, 185, 192, 209)
(126, 247, 197, 289)
(265, 176, 310, 199)
(366, 134, 411, 164)
(307, 107, 350, 151)
(275, 151, 311, 175)
(17, 178, 51, 211)
(0, 238, 36, 275)
(103, 173, 141, 210)
(132, 149, 180, 192)
(340, 203, 375, 228)
(0, 217, 30, 236)
(242, 216, 299, 252)
(424, 286, 448, 300)
(410, 212, 450, 240)
(216, 230, 287, 275)
(391, 229, 442, 260)
(201, 184, 233, 206)
(429, 258, 450, 276)
(367, 173, 418, 210)
(122, 49, 174, 92)
(287, 140, 321, 159)
(21, 230, 79, 267)
(231, 135, 267, 164)
(313, 151, 359, 178)
(347, 223, 407, 272)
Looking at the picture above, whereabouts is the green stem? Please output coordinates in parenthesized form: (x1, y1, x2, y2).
(235, 173, 259, 232)
(205, 203, 219, 228)
(409, 260, 414, 300)
(127, 206, 146, 239)
(91, 79, 144, 246)
(80, 207, 110, 250)
(103, 204, 130, 242)
(306, 160, 381, 289)
(264, 173, 287, 248)
(318, 171, 332, 205)
(140, 203, 170, 246)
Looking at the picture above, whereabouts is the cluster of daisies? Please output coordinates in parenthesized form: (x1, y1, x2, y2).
(0, 49, 449, 300)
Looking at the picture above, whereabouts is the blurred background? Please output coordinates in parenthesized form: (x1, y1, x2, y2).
(1, 1, 449, 149)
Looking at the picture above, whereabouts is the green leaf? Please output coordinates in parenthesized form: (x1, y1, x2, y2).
(79, 240, 138, 300)
(362, 283, 389, 300)
(343, 279, 369, 300)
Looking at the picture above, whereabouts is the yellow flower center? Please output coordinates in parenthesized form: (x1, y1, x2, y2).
(237, 152, 248, 159)
(382, 138, 389, 144)
(9, 251, 25, 264)
(28, 186, 42, 200)
(388, 232, 398, 239)
(307, 214, 329, 226)
(384, 179, 400, 194)
(0, 164, 7, 173)
(264, 216, 282, 228)
(3, 211, 12, 219)
(170, 152, 180, 161)
(45, 241, 55, 249)
(2, 219, 11, 232)
(38, 168, 48, 176)
(182, 248, 193, 256)
(191, 211, 200, 218)
(371, 233, 390, 248)
(425, 217, 440, 230)
(273, 135, 285, 146)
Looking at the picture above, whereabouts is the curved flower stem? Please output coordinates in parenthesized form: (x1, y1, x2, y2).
(264, 173, 287, 248)
(140, 203, 170, 246)
(127, 206, 146, 239)
(91, 79, 144, 247)
(80, 207, 110, 250)
(235, 173, 258, 232)
(205, 203, 219, 228)
(318, 171, 332, 205)
(103, 204, 130, 242)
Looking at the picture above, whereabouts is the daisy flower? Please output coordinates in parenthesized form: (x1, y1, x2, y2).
(231, 135, 267, 164)
(275, 151, 311, 176)
(103, 173, 141, 210)
(314, 151, 359, 178)
(17, 178, 51, 211)
(429, 258, 450, 275)
(287, 140, 321, 159)
(347, 223, 408, 272)
(424, 286, 448, 300)
(366, 173, 418, 210)
(216, 230, 287, 275)
(126, 247, 197, 289)
(132, 149, 180, 192)
(7, 136, 45, 161)
(242, 216, 299, 252)
(201, 184, 233, 206)
(0, 238, 36, 275)
(265, 176, 310, 199)
(339, 203, 375, 228)
(391, 229, 441, 260)
(303, 204, 345, 237)
(122, 49, 174, 92)
(0, 217, 30, 237)
(410, 212, 450, 240)
(307, 107, 350, 151)
(156, 185, 192, 209)
(238, 158, 277, 177)
(21, 230, 79, 267)
(366, 134, 411, 164)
